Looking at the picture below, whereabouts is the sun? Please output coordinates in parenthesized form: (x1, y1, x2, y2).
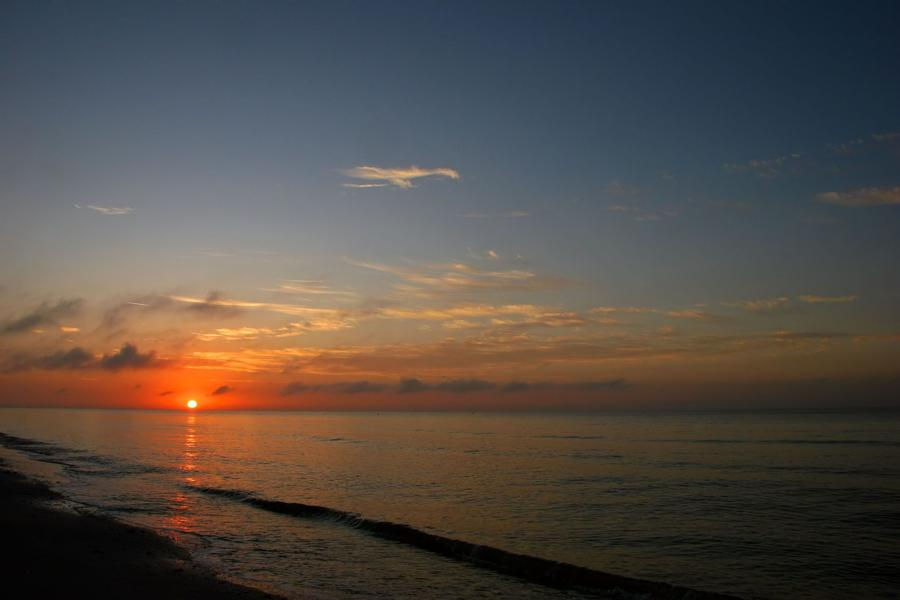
(186, 399, 198, 409)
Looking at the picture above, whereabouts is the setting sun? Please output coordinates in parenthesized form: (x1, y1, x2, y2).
(186, 399, 198, 409)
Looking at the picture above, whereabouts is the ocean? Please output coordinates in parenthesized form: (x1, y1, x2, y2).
(1, 408, 898, 599)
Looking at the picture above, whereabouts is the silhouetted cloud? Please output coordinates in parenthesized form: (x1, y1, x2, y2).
(396, 378, 430, 394)
(159, 390, 174, 396)
(500, 379, 627, 392)
(279, 380, 387, 395)
(334, 381, 388, 393)
(37, 347, 95, 370)
(434, 379, 496, 393)
(342, 165, 460, 189)
(184, 291, 243, 318)
(280, 382, 310, 396)
(817, 186, 900, 207)
(211, 385, 233, 396)
(99, 343, 158, 371)
(1, 299, 83, 335)
(277, 377, 627, 396)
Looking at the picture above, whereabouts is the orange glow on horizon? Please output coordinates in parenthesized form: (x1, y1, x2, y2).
(186, 399, 198, 409)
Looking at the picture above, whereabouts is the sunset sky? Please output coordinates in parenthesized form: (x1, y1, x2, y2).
(2, 1, 899, 410)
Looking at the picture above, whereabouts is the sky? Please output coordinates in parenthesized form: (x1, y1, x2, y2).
(1, 0, 899, 410)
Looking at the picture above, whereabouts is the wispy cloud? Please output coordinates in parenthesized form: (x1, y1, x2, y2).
(211, 385, 233, 396)
(347, 258, 568, 295)
(75, 204, 134, 215)
(726, 294, 857, 314)
(462, 211, 529, 219)
(263, 280, 357, 298)
(723, 153, 802, 178)
(606, 204, 677, 222)
(590, 306, 658, 314)
(725, 297, 794, 315)
(666, 309, 718, 320)
(817, 187, 900, 207)
(798, 294, 857, 304)
(342, 165, 460, 189)
(604, 180, 640, 196)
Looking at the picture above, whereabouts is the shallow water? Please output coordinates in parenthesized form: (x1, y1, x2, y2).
(1, 408, 898, 599)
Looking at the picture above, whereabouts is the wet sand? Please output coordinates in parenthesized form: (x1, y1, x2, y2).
(0, 460, 282, 599)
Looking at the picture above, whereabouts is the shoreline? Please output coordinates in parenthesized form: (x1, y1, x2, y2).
(0, 459, 283, 600)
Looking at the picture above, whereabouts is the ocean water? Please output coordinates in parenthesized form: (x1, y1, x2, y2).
(1, 408, 898, 599)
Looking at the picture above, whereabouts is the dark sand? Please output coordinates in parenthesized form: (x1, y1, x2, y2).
(0, 460, 283, 599)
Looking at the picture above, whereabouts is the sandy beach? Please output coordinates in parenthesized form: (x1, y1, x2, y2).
(0, 459, 281, 600)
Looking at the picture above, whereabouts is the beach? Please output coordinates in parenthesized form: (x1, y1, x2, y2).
(0, 459, 280, 600)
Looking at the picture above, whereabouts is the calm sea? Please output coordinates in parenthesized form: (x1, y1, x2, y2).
(1, 408, 898, 599)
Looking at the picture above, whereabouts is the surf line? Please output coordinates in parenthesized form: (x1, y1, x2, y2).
(192, 485, 740, 599)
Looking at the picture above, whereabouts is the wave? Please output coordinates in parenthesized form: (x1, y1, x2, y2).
(0, 431, 170, 477)
(191, 484, 739, 599)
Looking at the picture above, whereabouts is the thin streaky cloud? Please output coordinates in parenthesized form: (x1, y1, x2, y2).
(263, 280, 358, 297)
(797, 294, 857, 304)
(342, 165, 460, 189)
(75, 204, 135, 215)
(817, 187, 900, 207)
(462, 211, 529, 219)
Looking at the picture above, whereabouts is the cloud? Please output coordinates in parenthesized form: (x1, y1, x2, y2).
(817, 187, 900, 207)
(99, 343, 158, 371)
(348, 259, 569, 295)
(280, 382, 310, 396)
(211, 385, 233, 396)
(191, 327, 858, 377)
(500, 379, 626, 392)
(342, 165, 460, 189)
(34, 347, 95, 370)
(159, 390, 174, 396)
(434, 378, 496, 393)
(3, 343, 162, 372)
(606, 203, 677, 222)
(723, 153, 802, 178)
(666, 309, 717, 320)
(797, 294, 857, 304)
(590, 306, 658, 314)
(1, 299, 83, 335)
(279, 377, 627, 396)
(278, 380, 387, 395)
(462, 211, 529, 219)
(727, 294, 856, 314)
(334, 381, 389, 393)
(76, 204, 134, 215)
(604, 180, 640, 196)
(184, 291, 244, 318)
(726, 297, 794, 315)
(263, 280, 357, 298)
(872, 131, 900, 143)
(397, 378, 430, 394)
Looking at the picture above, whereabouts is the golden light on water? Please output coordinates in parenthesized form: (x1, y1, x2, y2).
(186, 399, 198, 409)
